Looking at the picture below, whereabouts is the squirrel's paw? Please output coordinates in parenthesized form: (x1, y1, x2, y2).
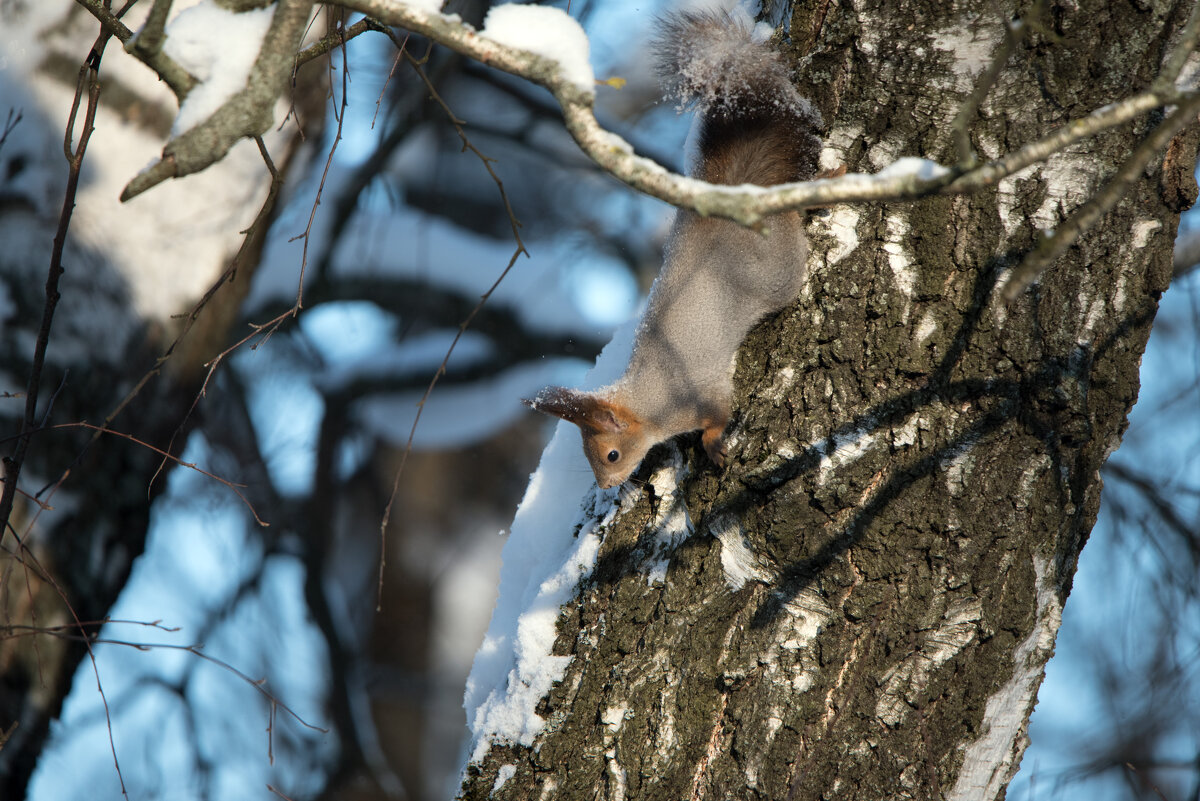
(701, 425, 728, 468)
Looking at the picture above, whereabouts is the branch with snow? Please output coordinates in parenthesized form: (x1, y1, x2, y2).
(337, 0, 1200, 227)
(77, 0, 1197, 230)
(75, 0, 315, 199)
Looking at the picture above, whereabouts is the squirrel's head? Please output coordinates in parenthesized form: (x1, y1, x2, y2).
(524, 386, 649, 489)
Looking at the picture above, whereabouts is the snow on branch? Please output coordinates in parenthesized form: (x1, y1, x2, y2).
(75, 0, 316, 199)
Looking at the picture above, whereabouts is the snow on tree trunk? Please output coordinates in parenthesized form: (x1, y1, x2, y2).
(460, 1, 1195, 798)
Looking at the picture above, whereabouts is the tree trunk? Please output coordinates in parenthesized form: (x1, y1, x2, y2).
(460, 0, 1196, 798)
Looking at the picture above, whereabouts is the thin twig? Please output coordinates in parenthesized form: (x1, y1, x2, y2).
(0, 41, 103, 543)
(139, 136, 288, 492)
(25, 631, 326, 733)
(22, 134, 290, 535)
(281, 10, 352, 318)
(294, 15, 378, 66)
(0, 618, 181, 638)
(0, 109, 22, 156)
(0, 123, 134, 784)
(376, 46, 527, 609)
(372, 33, 408, 129)
(50, 422, 269, 526)
(1123, 762, 1172, 801)
(169, 10, 351, 416)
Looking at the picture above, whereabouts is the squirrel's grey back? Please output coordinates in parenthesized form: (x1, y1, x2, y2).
(620, 13, 819, 431)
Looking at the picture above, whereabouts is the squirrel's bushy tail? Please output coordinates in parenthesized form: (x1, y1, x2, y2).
(654, 11, 821, 186)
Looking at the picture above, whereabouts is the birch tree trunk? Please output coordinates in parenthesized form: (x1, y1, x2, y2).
(461, 0, 1197, 798)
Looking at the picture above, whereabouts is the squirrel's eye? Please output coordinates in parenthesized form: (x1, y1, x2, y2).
(606, 449, 620, 463)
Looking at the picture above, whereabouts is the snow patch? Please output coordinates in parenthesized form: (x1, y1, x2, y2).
(601, 702, 630, 800)
(491, 764, 516, 796)
(401, 0, 446, 13)
(462, 319, 637, 765)
(161, 2, 275, 136)
(602, 702, 629, 735)
(878, 156, 951, 182)
(480, 5, 594, 92)
(644, 451, 694, 585)
(818, 147, 843, 173)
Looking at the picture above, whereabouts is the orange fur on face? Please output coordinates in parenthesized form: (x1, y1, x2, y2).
(524, 387, 652, 489)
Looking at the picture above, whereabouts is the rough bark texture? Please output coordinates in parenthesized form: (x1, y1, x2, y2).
(461, 0, 1195, 799)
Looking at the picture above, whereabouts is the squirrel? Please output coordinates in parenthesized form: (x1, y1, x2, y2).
(525, 10, 822, 489)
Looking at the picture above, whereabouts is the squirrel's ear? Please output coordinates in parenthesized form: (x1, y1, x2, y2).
(524, 387, 626, 433)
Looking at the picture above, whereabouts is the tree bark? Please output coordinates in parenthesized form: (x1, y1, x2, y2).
(461, 0, 1196, 798)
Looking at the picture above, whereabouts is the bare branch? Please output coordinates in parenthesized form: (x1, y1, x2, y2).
(73, 0, 198, 98)
(0, 46, 104, 541)
(51, 422, 270, 526)
(294, 15, 379, 65)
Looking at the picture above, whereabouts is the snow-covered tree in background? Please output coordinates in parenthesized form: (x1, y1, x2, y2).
(2, 1, 1200, 800)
